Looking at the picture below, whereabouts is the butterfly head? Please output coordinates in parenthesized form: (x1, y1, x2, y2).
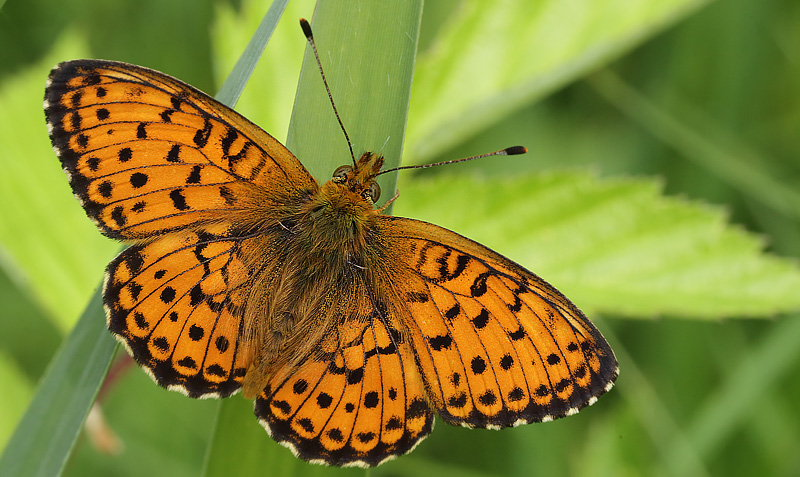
(331, 152, 384, 205)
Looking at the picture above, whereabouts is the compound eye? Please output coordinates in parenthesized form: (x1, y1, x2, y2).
(332, 165, 352, 182)
(364, 180, 381, 204)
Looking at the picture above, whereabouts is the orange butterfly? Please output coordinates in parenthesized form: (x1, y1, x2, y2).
(45, 28, 617, 469)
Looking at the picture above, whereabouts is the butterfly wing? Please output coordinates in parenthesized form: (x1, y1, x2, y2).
(44, 59, 315, 240)
(254, 291, 433, 467)
(45, 60, 317, 397)
(381, 216, 618, 428)
(105, 225, 258, 397)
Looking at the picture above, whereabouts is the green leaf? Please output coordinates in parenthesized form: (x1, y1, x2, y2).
(0, 264, 61, 382)
(0, 31, 119, 331)
(0, 266, 60, 451)
(0, 351, 33, 450)
(395, 171, 800, 318)
(0, 291, 117, 477)
(203, 1, 423, 473)
(407, 0, 713, 162)
(588, 70, 800, 221)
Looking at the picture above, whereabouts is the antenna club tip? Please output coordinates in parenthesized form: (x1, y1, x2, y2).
(299, 18, 313, 39)
(504, 146, 528, 155)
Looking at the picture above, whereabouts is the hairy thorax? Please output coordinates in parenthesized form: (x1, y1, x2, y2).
(241, 155, 387, 397)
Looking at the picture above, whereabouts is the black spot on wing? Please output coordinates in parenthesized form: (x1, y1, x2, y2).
(169, 189, 190, 211)
(193, 118, 212, 147)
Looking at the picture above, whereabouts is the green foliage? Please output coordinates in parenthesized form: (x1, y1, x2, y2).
(407, 0, 713, 162)
(1, 0, 799, 475)
(397, 171, 800, 318)
(0, 293, 116, 476)
(0, 32, 119, 330)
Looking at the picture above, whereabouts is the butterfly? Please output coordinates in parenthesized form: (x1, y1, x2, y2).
(44, 26, 617, 468)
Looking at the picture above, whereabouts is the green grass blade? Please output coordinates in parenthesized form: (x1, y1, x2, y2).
(0, 291, 117, 477)
(215, 0, 290, 107)
(0, 267, 61, 383)
(203, 1, 423, 473)
(0, 353, 34, 451)
(286, 1, 423, 202)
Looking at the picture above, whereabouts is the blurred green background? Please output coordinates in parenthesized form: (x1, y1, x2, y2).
(2, 0, 800, 475)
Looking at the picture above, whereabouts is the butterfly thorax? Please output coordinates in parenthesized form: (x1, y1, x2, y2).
(293, 152, 384, 265)
(241, 153, 390, 397)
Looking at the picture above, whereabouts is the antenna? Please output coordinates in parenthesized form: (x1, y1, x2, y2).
(300, 18, 356, 165)
(376, 146, 528, 176)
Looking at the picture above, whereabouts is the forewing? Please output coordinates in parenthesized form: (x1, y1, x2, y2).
(381, 216, 618, 428)
(44, 59, 315, 239)
(254, 299, 433, 467)
(105, 222, 258, 398)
